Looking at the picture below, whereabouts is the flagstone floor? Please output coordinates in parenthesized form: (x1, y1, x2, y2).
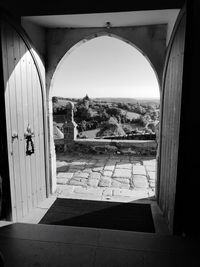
(55, 153, 157, 202)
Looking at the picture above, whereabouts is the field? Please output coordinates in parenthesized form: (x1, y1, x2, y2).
(79, 128, 100, 139)
(119, 109, 141, 120)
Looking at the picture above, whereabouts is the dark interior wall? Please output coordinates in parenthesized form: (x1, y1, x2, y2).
(1, 0, 194, 236)
(174, 0, 200, 237)
(21, 20, 46, 61)
(0, 18, 12, 220)
(0, 0, 185, 16)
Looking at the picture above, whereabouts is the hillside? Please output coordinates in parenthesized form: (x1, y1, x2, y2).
(53, 95, 160, 139)
(53, 96, 160, 106)
(93, 97, 160, 106)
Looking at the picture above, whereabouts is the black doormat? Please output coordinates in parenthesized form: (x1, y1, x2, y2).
(39, 198, 155, 233)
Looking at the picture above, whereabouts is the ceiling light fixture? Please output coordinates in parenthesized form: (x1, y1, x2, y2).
(106, 22, 111, 29)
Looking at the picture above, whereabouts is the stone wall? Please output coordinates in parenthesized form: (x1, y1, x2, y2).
(55, 138, 157, 156)
(98, 133, 156, 140)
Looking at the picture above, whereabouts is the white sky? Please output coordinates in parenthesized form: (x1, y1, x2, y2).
(52, 36, 160, 99)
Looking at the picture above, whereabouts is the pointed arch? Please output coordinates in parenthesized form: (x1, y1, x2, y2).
(48, 32, 160, 193)
(49, 32, 160, 98)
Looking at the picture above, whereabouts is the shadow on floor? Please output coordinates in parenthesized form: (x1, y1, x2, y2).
(39, 198, 155, 233)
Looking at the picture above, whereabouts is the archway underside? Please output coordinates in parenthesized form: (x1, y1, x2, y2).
(48, 29, 162, 198)
(47, 24, 167, 97)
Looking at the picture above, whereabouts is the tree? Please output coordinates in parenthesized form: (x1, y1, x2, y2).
(133, 103, 146, 115)
(106, 107, 121, 117)
(79, 120, 87, 132)
(83, 94, 90, 101)
(96, 117, 126, 137)
(105, 107, 122, 122)
(149, 109, 159, 121)
(141, 114, 151, 127)
(117, 102, 130, 111)
(122, 124, 133, 134)
(52, 96, 58, 103)
(74, 105, 92, 122)
(97, 108, 109, 121)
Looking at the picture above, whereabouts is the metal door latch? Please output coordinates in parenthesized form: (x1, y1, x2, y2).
(24, 125, 34, 156)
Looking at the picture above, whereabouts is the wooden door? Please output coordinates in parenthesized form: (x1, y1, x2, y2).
(0, 18, 47, 221)
(158, 9, 186, 233)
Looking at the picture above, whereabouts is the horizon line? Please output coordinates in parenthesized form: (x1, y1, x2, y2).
(53, 95, 160, 100)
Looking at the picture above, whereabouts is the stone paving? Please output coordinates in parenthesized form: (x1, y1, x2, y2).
(55, 153, 157, 202)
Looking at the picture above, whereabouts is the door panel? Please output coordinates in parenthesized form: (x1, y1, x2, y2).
(158, 10, 186, 233)
(1, 19, 47, 221)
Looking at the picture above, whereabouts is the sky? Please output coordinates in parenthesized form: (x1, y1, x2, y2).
(52, 36, 160, 99)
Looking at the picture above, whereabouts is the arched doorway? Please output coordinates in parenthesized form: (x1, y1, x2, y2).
(49, 33, 160, 196)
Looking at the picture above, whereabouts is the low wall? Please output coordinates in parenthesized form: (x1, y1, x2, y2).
(54, 138, 157, 156)
(95, 133, 156, 140)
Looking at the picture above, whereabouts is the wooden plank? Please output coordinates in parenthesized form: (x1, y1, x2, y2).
(159, 13, 186, 232)
(5, 23, 23, 221)
(30, 55, 39, 207)
(36, 53, 49, 198)
(19, 39, 32, 213)
(30, 50, 47, 205)
(36, 72, 46, 201)
(1, 23, 17, 221)
(25, 50, 37, 209)
(33, 68, 42, 203)
(30, 47, 48, 199)
(31, 60, 41, 205)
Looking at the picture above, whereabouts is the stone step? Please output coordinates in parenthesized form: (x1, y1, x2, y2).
(0, 223, 199, 266)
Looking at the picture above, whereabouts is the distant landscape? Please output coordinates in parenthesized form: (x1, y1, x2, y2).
(93, 97, 160, 106)
(53, 95, 160, 139)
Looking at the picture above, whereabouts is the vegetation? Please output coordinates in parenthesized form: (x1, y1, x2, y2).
(53, 95, 160, 138)
(96, 117, 126, 137)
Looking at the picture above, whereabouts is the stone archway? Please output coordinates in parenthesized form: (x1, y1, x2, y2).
(46, 24, 167, 94)
(47, 27, 164, 193)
